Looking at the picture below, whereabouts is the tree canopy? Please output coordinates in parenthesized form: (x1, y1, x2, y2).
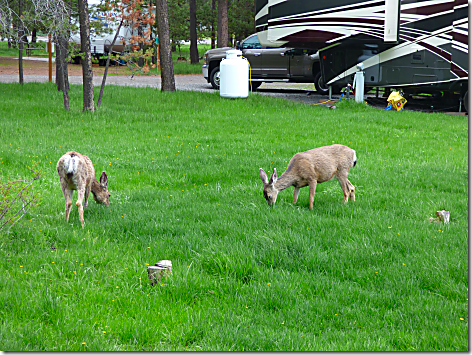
(167, 0, 255, 48)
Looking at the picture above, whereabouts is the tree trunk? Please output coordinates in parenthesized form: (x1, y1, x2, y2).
(56, 36, 64, 91)
(211, 0, 216, 49)
(78, 0, 95, 112)
(18, 0, 23, 85)
(62, 0, 72, 110)
(171, 35, 177, 52)
(32, 29, 37, 43)
(189, 0, 199, 64)
(156, 0, 175, 92)
(138, 25, 144, 66)
(97, 20, 123, 109)
(57, 33, 70, 110)
(217, 0, 228, 48)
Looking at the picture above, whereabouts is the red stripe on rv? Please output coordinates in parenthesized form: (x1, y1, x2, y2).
(399, 32, 453, 62)
(453, 0, 468, 6)
(401, 2, 454, 15)
(269, 16, 384, 27)
(452, 31, 468, 45)
(278, 29, 344, 43)
(450, 62, 468, 77)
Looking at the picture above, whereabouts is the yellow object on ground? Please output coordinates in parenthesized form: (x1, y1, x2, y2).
(387, 91, 407, 111)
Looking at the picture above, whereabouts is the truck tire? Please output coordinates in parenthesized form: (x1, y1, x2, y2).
(314, 72, 329, 94)
(210, 67, 261, 91)
(210, 67, 220, 89)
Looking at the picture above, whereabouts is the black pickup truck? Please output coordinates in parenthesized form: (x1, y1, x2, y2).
(202, 33, 329, 93)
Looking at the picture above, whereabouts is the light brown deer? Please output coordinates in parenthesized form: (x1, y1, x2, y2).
(259, 144, 356, 209)
(56, 151, 110, 228)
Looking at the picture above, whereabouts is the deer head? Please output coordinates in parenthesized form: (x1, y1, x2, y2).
(259, 168, 279, 206)
(92, 171, 110, 206)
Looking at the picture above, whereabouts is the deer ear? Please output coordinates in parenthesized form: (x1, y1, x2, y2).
(259, 168, 269, 184)
(100, 171, 108, 187)
(269, 168, 277, 185)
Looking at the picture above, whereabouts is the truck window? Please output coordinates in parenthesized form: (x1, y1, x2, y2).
(241, 36, 262, 50)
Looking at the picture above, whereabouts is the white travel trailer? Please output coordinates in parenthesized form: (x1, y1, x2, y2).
(255, 0, 468, 110)
(70, 10, 135, 65)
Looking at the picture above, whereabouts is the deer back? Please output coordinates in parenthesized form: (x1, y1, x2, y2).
(282, 144, 356, 185)
(57, 151, 94, 190)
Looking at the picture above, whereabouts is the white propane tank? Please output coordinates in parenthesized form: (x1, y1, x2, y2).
(354, 63, 365, 103)
(220, 49, 249, 98)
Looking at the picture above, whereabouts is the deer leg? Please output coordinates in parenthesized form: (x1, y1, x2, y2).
(343, 182, 350, 203)
(293, 187, 300, 204)
(84, 184, 92, 209)
(64, 189, 73, 222)
(308, 180, 317, 210)
(336, 171, 355, 203)
(60, 179, 73, 222)
(347, 179, 355, 201)
(76, 186, 86, 229)
(337, 177, 351, 203)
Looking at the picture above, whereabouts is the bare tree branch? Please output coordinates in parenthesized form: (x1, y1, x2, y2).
(0, 168, 41, 233)
(97, 19, 123, 109)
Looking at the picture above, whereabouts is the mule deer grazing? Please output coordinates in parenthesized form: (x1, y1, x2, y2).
(259, 144, 356, 209)
(57, 151, 110, 228)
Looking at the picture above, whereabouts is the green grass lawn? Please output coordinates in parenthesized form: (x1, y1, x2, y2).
(0, 83, 468, 351)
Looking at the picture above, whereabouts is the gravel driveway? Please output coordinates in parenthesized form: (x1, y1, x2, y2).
(0, 72, 332, 106)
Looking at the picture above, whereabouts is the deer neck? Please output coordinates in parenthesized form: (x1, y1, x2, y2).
(91, 178, 101, 196)
(274, 170, 296, 192)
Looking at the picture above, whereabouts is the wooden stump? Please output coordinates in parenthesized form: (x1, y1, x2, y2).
(147, 260, 172, 286)
(436, 210, 450, 224)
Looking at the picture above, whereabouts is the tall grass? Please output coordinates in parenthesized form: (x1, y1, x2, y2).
(0, 82, 468, 351)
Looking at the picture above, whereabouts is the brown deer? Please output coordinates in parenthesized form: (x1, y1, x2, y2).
(56, 151, 110, 228)
(259, 144, 356, 209)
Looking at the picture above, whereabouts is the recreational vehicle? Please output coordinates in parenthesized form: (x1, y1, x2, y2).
(255, 0, 468, 110)
(70, 10, 135, 65)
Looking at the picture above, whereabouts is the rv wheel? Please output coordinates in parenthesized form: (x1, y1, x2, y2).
(314, 72, 329, 94)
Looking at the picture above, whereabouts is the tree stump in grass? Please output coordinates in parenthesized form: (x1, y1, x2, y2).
(436, 210, 450, 224)
(147, 260, 172, 286)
